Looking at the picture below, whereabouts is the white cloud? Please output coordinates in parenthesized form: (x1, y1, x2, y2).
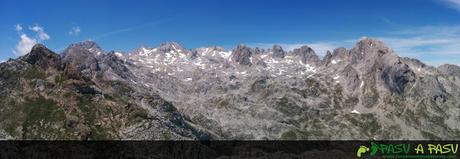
(13, 34, 38, 56)
(372, 29, 460, 66)
(15, 24, 22, 32)
(29, 25, 50, 40)
(378, 37, 460, 56)
(373, 25, 460, 66)
(12, 24, 51, 56)
(439, 0, 460, 11)
(68, 26, 81, 35)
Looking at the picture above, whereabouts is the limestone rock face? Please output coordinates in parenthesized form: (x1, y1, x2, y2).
(272, 45, 285, 58)
(322, 50, 332, 66)
(292, 45, 320, 66)
(231, 44, 253, 65)
(439, 64, 460, 77)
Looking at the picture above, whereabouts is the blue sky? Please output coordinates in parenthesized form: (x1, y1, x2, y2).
(1, 0, 459, 66)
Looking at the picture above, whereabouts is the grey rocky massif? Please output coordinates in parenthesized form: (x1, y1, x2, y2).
(0, 38, 459, 140)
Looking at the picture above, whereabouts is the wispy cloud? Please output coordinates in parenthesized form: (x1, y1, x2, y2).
(13, 24, 51, 56)
(378, 37, 460, 56)
(69, 26, 81, 35)
(91, 18, 173, 41)
(15, 24, 22, 32)
(28, 25, 50, 40)
(376, 25, 460, 66)
(438, 0, 460, 11)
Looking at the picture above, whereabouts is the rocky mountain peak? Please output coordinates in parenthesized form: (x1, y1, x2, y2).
(323, 50, 332, 65)
(331, 47, 348, 59)
(62, 42, 102, 81)
(63, 41, 101, 60)
(352, 38, 392, 57)
(236, 44, 246, 49)
(21, 43, 61, 69)
(254, 47, 264, 55)
(31, 43, 47, 51)
(272, 45, 285, 58)
(133, 46, 155, 56)
(158, 41, 185, 53)
(211, 46, 225, 52)
(231, 44, 253, 65)
(292, 45, 320, 65)
(356, 37, 386, 47)
(66, 40, 103, 55)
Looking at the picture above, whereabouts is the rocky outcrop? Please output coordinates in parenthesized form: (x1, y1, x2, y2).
(100, 51, 134, 80)
(380, 59, 416, 94)
(64, 41, 103, 55)
(254, 47, 264, 55)
(62, 43, 101, 81)
(158, 42, 184, 53)
(292, 45, 320, 65)
(322, 51, 332, 65)
(231, 44, 253, 65)
(331, 47, 349, 61)
(439, 64, 460, 77)
(272, 45, 285, 58)
(20, 44, 61, 70)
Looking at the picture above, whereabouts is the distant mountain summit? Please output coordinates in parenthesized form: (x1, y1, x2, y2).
(65, 40, 103, 53)
(0, 38, 459, 140)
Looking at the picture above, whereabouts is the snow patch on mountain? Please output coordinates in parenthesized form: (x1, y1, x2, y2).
(351, 110, 361, 114)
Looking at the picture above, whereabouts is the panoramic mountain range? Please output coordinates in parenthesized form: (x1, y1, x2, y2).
(0, 38, 459, 140)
